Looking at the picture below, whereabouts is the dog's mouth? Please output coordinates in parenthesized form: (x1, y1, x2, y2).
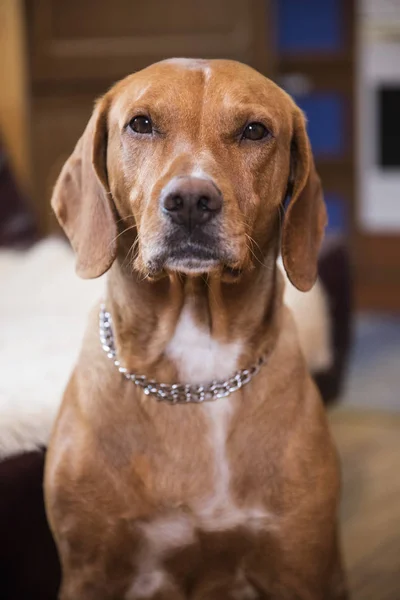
(146, 234, 240, 277)
(166, 253, 220, 274)
(148, 242, 220, 275)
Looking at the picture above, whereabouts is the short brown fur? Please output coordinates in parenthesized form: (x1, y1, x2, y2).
(45, 59, 347, 599)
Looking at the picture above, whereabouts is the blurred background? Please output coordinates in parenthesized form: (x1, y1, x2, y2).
(0, 1, 399, 599)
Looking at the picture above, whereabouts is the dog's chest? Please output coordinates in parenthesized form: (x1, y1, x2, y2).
(165, 306, 268, 528)
(127, 308, 272, 598)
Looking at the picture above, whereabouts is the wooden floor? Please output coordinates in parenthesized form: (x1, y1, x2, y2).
(329, 410, 400, 600)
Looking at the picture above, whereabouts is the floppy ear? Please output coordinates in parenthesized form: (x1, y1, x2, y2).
(51, 97, 117, 279)
(281, 109, 327, 292)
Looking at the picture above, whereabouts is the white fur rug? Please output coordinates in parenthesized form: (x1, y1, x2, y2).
(0, 239, 331, 459)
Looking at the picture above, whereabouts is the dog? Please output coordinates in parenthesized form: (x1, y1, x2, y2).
(45, 58, 347, 599)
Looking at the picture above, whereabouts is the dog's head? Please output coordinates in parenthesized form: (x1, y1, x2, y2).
(52, 59, 326, 292)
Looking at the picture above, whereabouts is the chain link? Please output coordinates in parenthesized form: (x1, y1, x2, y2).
(99, 305, 265, 404)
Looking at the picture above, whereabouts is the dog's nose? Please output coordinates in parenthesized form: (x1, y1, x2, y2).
(160, 177, 222, 231)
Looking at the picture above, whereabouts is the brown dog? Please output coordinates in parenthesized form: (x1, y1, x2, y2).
(45, 58, 347, 599)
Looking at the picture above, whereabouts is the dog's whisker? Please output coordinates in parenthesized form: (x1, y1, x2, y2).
(123, 236, 141, 272)
(138, 269, 150, 282)
(110, 223, 138, 246)
(114, 215, 136, 226)
(244, 234, 274, 272)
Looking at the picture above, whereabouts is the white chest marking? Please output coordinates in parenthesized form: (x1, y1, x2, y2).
(166, 305, 272, 530)
(126, 515, 195, 599)
(167, 304, 243, 522)
(166, 304, 242, 385)
(199, 400, 271, 531)
(200, 399, 235, 522)
(125, 570, 165, 599)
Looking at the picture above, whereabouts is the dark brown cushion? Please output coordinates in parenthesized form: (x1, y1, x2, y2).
(0, 451, 60, 599)
(315, 239, 353, 404)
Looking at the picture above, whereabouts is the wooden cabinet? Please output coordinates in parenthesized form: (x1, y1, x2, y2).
(24, 0, 270, 233)
(27, 0, 268, 84)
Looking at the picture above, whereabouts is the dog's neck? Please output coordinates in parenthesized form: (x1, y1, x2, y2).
(105, 252, 283, 382)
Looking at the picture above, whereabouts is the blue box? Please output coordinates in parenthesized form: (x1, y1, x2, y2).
(277, 0, 343, 54)
(294, 93, 344, 157)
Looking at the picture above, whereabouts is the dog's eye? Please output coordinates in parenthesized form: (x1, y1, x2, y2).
(242, 122, 270, 141)
(129, 116, 153, 134)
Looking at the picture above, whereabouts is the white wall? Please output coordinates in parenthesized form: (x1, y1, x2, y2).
(357, 0, 400, 232)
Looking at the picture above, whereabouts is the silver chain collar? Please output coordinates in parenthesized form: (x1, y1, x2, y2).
(99, 304, 265, 404)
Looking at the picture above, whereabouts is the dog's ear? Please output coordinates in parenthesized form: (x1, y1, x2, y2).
(51, 96, 117, 279)
(281, 109, 327, 292)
